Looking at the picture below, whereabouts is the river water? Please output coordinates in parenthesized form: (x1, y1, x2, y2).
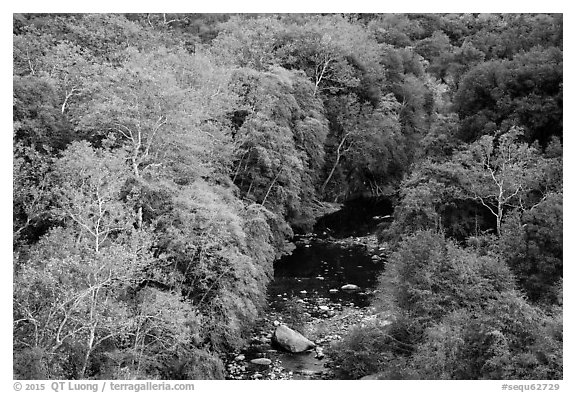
(226, 235, 387, 380)
(270, 236, 384, 308)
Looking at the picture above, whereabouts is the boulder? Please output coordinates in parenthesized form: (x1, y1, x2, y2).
(341, 284, 359, 291)
(272, 324, 316, 353)
(250, 358, 272, 366)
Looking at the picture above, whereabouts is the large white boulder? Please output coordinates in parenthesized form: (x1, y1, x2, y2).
(272, 325, 316, 353)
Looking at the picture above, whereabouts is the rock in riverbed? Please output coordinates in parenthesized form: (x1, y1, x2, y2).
(272, 324, 316, 353)
(250, 358, 272, 366)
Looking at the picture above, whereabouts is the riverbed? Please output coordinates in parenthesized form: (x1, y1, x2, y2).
(225, 233, 388, 380)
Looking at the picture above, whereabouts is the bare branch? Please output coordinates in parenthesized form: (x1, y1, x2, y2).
(143, 116, 166, 158)
(262, 167, 283, 207)
(112, 123, 135, 142)
(26, 49, 35, 75)
(67, 210, 97, 237)
(314, 57, 331, 96)
(61, 86, 79, 114)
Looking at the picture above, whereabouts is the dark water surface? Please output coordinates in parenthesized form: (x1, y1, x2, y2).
(269, 237, 384, 308)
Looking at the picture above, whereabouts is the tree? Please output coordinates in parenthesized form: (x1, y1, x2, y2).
(229, 66, 328, 231)
(415, 30, 452, 62)
(13, 140, 213, 379)
(13, 143, 54, 246)
(210, 15, 284, 70)
(122, 287, 201, 379)
(13, 226, 197, 379)
(452, 127, 544, 236)
(14, 248, 132, 378)
(499, 192, 563, 303)
(454, 47, 562, 144)
(52, 141, 133, 253)
(275, 14, 379, 97)
(321, 94, 405, 199)
(13, 75, 73, 151)
(77, 47, 237, 227)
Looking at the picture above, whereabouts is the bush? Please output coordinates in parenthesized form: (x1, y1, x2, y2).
(327, 322, 399, 379)
(13, 348, 48, 380)
(409, 292, 562, 379)
(375, 230, 515, 332)
(327, 315, 417, 379)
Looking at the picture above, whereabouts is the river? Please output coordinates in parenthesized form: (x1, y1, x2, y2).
(225, 197, 392, 380)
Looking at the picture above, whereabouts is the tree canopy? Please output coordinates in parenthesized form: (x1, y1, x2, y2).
(13, 13, 562, 380)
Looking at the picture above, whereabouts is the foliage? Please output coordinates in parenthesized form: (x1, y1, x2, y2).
(454, 47, 562, 144)
(229, 66, 328, 232)
(13, 13, 562, 380)
(327, 322, 399, 379)
(13, 75, 73, 150)
(451, 127, 546, 235)
(377, 231, 515, 330)
(382, 127, 552, 243)
(321, 93, 406, 200)
(499, 193, 563, 303)
(408, 293, 562, 379)
(332, 230, 561, 379)
(13, 143, 54, 246)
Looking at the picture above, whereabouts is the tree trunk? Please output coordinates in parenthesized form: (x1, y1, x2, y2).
(496, 205, 503, 237)
(137, 206, 143, 229)
(321, 154, 341, 195)
(321, 133, 349, 195)
(262, 168, 282, 207)
(80, 324, 96, 378)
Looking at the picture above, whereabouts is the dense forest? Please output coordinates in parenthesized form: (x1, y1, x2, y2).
(13, 13, 562, 380)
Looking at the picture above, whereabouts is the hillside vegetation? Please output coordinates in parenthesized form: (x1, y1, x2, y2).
(13, 13, 562, 379)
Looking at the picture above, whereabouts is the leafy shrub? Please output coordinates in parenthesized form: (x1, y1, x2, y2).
(499, 194, 563, 303)
(409, 292, 562, 379)
(376, 230, 515, 332)
(327, 317, 415, 379)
